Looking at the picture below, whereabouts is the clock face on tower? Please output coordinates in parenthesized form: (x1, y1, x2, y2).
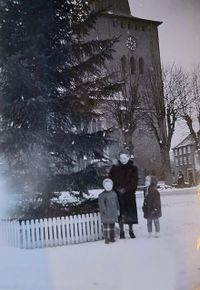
(125, 36, 137, 51)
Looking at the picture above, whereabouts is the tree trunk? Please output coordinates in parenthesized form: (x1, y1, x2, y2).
(124, 131, 134, 156)
(41, 190, 51, 217)
(160, 144, 172, 184)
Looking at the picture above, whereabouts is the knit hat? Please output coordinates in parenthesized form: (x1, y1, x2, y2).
(102, 178, 113, 188)
(119, 148, 130, 156)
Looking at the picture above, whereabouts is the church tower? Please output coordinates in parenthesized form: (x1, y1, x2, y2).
(92, 1, 164, 179)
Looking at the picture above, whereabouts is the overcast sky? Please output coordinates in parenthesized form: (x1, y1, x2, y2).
(129, 0, 200, 147)
(129, 0, 200, 71)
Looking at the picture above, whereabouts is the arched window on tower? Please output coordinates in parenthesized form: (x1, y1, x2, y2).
(130, 56, 135, 74)
(121, 55, 127, 75)
(139, 57, 144, 74)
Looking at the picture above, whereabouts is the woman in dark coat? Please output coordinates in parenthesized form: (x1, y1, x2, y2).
(142, 176, 162, 237)
(109, 149, 138, 239)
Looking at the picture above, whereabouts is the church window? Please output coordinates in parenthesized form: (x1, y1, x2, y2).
(96, 119, 102, 131)
(121, 22, 126, 29)
(113, 19, 118, 27)
(139, 57, 144, 74)
(91, 119, 96, 132)
(121, 56, 127, 75)
(128, 22, 132, 29)
(130, 56, 135, 74)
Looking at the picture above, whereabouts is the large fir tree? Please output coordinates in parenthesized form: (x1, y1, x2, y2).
(0, 0, 119, 215)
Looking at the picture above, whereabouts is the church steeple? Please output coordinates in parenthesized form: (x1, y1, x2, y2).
(97, 0, 131, 15)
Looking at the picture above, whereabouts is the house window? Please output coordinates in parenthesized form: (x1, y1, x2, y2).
(188, 156, 192, 164)
(174, 149, 177, 156)
(184, 156, 187, 164)
(139, 57, 144, 74)
(121, 55, 127, 75)
(183, 147, 186, 154)
(179, 148, 182, 155)
(130, 56, 135, 74)
(175, 158, 179, 166)
(180, 157, 183, 165)
(187, 146, 191, 153)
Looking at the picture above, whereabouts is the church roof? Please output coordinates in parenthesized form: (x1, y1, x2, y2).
(104, 11, 162, 26)
(97, 0, 131, 15)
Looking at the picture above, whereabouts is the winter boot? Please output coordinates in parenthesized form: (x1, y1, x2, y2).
(129, 231, 136, 239)
(120, 231, 125, 239)
(110, 227, 115, 242)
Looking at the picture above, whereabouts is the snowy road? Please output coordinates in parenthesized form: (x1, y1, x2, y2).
(0, 188, 200, 290)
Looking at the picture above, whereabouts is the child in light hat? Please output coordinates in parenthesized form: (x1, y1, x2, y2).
(98, 178, 119, 244)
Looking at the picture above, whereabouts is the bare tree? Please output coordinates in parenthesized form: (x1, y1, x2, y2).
(101, 66, 140, 155)
(179, 65, 200, 150)
(143, 64, 186, 181)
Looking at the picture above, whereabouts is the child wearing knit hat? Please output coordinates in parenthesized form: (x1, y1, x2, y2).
(98, 178, 119, 244)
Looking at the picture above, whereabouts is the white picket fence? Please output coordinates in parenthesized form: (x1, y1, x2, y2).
(0, 213, 103, 249)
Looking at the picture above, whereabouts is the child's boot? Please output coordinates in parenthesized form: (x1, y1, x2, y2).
(120, 231, 125, 239)
(110, 228, 115, 242)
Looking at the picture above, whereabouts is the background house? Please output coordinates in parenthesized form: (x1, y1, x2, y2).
(172, 135, 198, 185)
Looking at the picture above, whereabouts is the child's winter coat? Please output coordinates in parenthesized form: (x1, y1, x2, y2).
(142, 177, 162, 219)
(98, 190, 119, 224)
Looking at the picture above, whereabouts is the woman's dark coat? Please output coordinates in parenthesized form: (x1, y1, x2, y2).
(109, 160, 138, 224)
(143, 186, 162, 219)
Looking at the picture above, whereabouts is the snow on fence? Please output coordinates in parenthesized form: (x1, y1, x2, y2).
(0, 213, 103, 249)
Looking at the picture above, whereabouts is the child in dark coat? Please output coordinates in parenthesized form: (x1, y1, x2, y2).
(142, 176, 162, 238)
(98, 178, 119, 244)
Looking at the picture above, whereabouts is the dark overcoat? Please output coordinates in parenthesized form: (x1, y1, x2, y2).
(142, 186, 162, 219)
(109, 160, 138, 224)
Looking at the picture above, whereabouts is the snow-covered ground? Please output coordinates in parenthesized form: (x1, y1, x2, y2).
(0, 188, 200, 290)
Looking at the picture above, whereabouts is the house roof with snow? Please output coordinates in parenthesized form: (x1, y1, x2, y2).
(172, 134, 194, 150)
